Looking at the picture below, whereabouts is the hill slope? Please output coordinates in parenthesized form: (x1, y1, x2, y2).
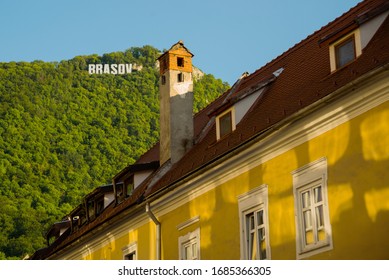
(0, 45, 229, 259)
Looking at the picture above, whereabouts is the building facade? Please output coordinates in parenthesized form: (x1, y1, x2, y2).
(32, 0, 389, 260)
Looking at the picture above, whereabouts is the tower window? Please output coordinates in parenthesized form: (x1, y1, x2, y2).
(177, 57, 184, 67)
(161, 75, 166, 85)
(178, 73, 184, 83)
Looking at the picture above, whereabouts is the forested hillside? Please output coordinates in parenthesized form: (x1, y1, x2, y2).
(0, 46, 229, 259)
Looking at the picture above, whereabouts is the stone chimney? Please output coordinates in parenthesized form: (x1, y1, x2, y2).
(158, 41, 194, 165)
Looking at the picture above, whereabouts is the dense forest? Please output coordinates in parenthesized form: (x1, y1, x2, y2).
(0, 45, 229, 259)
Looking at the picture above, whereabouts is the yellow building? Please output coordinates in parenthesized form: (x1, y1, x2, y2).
(32, 0, 389, 260)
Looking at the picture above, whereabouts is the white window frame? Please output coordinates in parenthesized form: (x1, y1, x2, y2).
(122, 242, 137, 260)
(292, 157, 332, 259)
(178, 228, 200, 260)
(216, 107, 236, 140)
(238, 185, 271, 260)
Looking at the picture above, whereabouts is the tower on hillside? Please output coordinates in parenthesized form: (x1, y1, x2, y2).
(158, 41, 194, 165)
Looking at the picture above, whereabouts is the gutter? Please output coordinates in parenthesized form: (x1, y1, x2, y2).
(145, 203, 161, 260)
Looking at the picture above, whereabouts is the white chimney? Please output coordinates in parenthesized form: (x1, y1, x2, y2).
(157, 41, 194, 165)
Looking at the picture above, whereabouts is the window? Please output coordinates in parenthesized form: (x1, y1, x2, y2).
(335, 36, 355, 68)
(219, 111, 232, 137)
(182, 238, 198, 260)
(245, 209, 267, 259)
(216, 108, 236, 140)
(122, 242, 137, 260)
(87, 195, 105, 219)
(115, 182, 126, 204)
(87, 200, 95, 220)
(177, 57, 184, 67)
(161, 75, 166, 85)
(124, 252, 136, 260)
(292, 157, 332, 259)
(178, 228, 200, 260)
(177, 73, 184, 83)
(95, 196, 104, 216)
(124, 175, 134, 197)
(238, 185, 270, 260)
(329, 29, 361, 72)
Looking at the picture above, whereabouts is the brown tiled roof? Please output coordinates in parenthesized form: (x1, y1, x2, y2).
(35, 0, 389, 259)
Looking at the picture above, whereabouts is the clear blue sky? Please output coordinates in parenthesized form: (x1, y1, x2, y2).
(0, 0, 361, 85)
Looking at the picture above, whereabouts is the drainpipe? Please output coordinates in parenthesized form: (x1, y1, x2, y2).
(145, 202, 161, 260)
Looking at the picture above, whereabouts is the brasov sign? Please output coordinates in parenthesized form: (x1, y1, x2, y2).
(88, 64, 133, 74)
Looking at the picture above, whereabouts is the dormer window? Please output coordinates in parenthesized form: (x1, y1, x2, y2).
(219, 111, 232, 137)
(216, 107, 236, 140)
(335, 35, 355, 68)
(115, 175, 135, 204)
(329, 29, 361, 72)
(86, 196, 104, 220)
(115, 182, 125, 204)
(124, 175, 134, 196)
(95, 196, 104, 216)
(87, 200, 96, 220)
